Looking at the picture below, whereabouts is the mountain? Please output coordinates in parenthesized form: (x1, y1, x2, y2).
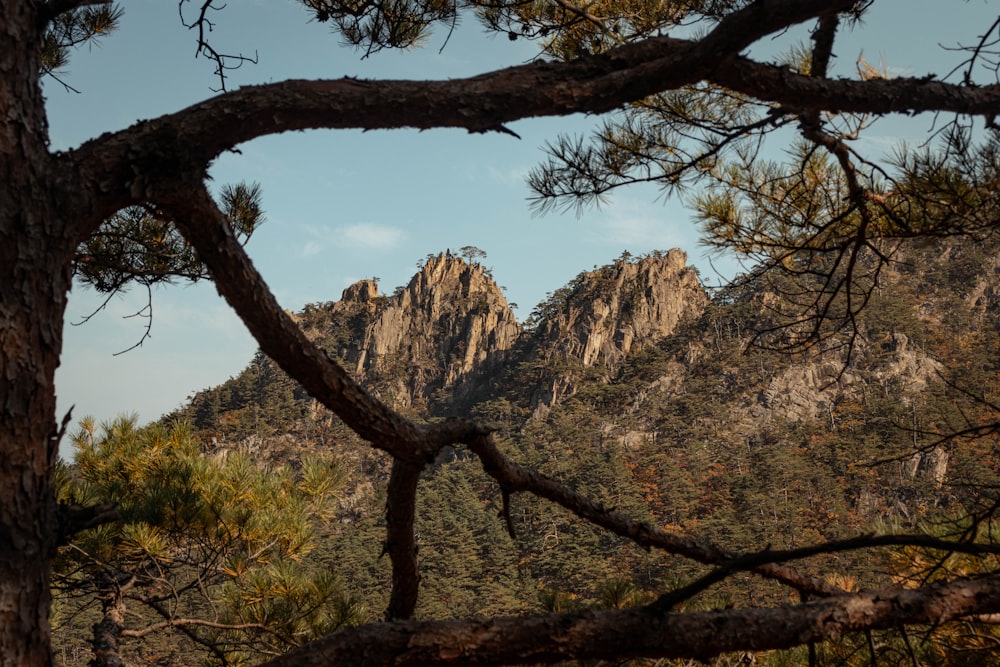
(178, 249, 708, 444)
(170, 240, 1000, 634)
(298, 253, 520, 412)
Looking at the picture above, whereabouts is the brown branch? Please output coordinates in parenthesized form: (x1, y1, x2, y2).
(258, 576, 1000, 667)
(462, 430, 842, 596)
(809, 13, 839, 79)
(120, 617, 272, 638)
(64, 0, 857, 234)
(162, 183, 435, 462)
(55, 502, 119, 546)
(385, 459, 424, 621)
(133, 596, 237, 663)
(717, 56, 1000, 115)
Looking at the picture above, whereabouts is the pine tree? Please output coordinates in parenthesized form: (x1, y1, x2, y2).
(7, 1, 1000, 664)
(53, 417, 359, 666)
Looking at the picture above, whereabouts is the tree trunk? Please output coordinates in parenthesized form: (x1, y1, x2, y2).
(90, 585, 127, 667)
(0, 4, 72, 665)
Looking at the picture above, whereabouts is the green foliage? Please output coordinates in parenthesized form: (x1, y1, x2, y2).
(42, 4, 123, 77)
(415, 461, 528, 618)
(75, 183, 264, 295)
(301, 0, 456, 53)
(54, 416, 360, 666)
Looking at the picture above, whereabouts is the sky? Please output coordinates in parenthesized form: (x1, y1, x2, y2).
(46, 0, 998, 442)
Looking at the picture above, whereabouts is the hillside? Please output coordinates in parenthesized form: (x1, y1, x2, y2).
(159, 241, 1000, 662)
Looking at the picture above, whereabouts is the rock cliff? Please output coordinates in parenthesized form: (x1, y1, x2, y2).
(325, 254, 521, 410)
(294, 249, 712, 413)
(517, 249, 708, 408)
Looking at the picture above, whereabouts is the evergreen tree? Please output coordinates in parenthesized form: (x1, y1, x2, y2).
(6, 2, 1000, 665)
(53, 417, 360, 666)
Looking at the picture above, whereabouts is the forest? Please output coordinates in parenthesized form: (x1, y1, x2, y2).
(6, 1, 1000, 666)
(55, 242, 1000, 665)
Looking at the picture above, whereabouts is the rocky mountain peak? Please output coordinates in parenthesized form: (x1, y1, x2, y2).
(182, 248, 714, 430)
(520, 249, 709, 408)
(531, 249, 706, 368)
(352, 253, 520, 409)
(340, 279, 379, 303)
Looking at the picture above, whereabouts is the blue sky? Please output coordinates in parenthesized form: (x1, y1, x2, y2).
(47, 0, 996, 440)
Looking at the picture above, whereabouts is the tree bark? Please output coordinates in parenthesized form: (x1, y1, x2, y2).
(0, 4, 76, 665)
(90, 588, 126, 667)
(259, 576, 1000, 667)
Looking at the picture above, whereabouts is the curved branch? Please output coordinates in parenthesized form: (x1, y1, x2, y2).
(259, 576, 1000, 667)
(162, 182, 437, 461)
(64, 0, 857, 236)
(463, 430, 842, 596)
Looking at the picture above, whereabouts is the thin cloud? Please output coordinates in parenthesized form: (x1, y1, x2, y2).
(588, 204, 690, 248)
(337, 222, 406, 249)
(486, 165, 531, 188)
(302, 239, 323, 257)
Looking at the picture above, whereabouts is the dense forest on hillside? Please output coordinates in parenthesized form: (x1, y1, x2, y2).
(54, 241, 1000, 665)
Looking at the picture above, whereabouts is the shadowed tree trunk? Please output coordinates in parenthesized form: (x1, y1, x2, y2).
(0, 6, 78, 664)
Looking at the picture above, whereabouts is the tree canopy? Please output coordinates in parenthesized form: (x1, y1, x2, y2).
(6, 1, 1000, 665)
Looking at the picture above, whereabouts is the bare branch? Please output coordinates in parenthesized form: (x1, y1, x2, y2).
(178, 0, 259, 92)
(120, 617, 272, 639)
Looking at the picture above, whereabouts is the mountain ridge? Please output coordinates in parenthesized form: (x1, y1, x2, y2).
(165, 238, 1000, 642)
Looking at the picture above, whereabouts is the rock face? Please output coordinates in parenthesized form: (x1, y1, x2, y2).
(519, 249, 708, 407)
(298, 250, 709, 412)
(338, 254, 521, 409)
(532, 250, 706, 368)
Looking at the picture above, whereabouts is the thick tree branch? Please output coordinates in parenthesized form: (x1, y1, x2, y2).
(809, 13, 839, 79)
(63, 3, 1000, 244)
(717, 56, 1000, 115)
(462, 430, 842, 596)
(55, 502, 118, 546)
(385, 459, 424, 621)
(162, 183, 437, 462)
(63, 0, 856, 237)
(259, 576, 1000, 667)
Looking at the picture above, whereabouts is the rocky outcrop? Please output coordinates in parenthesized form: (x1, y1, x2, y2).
(759, 360, 850, 423)
(348, 254, 520, 409)
(756, 336, 943, 424)
(522, 249, 708, 408)
(532, 250, 706, 368)
(186, 249, 714, 423)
